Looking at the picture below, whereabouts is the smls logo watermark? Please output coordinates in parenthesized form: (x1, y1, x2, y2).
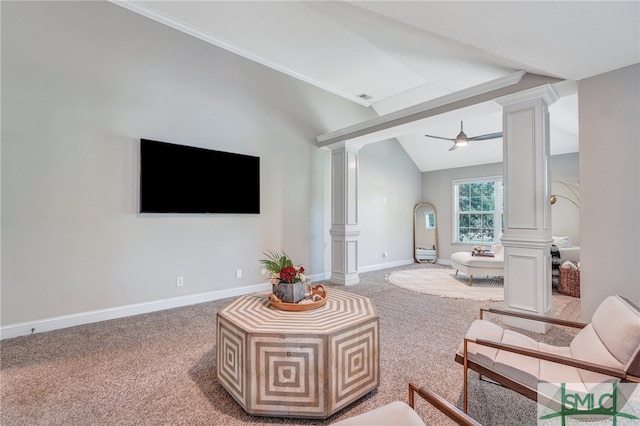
(538, 383, 640, 425)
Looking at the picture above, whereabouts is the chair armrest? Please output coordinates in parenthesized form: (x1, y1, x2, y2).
(408, 382, 481, 426)
(470, 338, 627, 379)
(480, 307, 587, 329)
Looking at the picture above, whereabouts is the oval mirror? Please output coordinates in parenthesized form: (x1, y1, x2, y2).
(414, 203, 438, 263)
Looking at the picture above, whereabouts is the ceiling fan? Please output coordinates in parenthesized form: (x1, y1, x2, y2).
(425, 121, 503, 151)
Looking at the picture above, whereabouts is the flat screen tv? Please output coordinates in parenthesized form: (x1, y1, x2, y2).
(139, 139, 260, 214)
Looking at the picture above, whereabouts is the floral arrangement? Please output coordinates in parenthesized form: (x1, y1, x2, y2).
(472, 245, 486, 253)
(260, 250, 305, 284)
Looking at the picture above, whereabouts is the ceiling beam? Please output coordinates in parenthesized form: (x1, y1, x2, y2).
(316, 72, 563, 147)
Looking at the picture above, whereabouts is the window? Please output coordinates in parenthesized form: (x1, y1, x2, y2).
(453, 177, 503, 244)
(424, 212, 436, 229)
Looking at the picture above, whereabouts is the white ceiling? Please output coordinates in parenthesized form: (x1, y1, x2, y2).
(114, 1, 640, 171)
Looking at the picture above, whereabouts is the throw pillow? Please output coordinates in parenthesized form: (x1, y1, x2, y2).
(552, 236, 572, 248)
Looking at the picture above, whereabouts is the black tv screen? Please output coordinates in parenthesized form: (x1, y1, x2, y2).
(139, 139, 260, 214)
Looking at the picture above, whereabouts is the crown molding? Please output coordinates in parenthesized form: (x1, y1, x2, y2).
(495, 84, 560, 107)
(109, 1, 372, 107)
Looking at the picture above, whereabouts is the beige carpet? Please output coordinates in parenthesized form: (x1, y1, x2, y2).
(1, 263, 581, 426)
(387, 266, 504, 301)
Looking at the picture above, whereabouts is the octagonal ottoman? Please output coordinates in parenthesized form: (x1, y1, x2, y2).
(216, 288, 379, 419)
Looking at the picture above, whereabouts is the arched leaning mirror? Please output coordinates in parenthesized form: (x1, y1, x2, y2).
(414, 203, 438, 263)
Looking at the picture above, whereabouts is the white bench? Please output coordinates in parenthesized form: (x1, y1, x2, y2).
(450, 244, 504, 285)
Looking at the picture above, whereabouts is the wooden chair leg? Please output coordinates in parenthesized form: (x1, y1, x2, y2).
(408, 382, 415, 408)
(455, 270, 459, 277)
(468, 275, 473, 286)
(463, 339, 469, 413)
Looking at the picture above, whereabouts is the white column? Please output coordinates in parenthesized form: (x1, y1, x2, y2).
(328, 141, 360, 285)
(496, 85, 558, 333)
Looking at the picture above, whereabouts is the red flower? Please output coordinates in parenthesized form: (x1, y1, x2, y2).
(280, 266, 298, 283)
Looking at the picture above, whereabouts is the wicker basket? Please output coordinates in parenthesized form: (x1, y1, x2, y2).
(558, 267, 581, 297)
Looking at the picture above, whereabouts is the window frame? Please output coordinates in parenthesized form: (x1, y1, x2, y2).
(424, 212, 436, 229)
(452, 176, 504, 245)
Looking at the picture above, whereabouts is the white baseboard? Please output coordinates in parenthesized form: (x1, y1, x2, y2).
(286, 260, 416, 282)
(1, 282, 272, 340)
(0, 262, 417, 340)
(357, 258, 415, 273)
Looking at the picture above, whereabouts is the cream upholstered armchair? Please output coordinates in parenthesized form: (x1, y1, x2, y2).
(331, 383, 480, 426)
(455, 295, 640, 413)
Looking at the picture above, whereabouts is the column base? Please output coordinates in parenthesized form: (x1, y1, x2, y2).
(329, 273, 360, 286)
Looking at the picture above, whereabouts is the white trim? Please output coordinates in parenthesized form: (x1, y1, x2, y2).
(495, 84, 559, 107)
(324, 140, 367, 151)
(109, 1, 371, 107)
(452, 175, 503, 185)
(358, 258, 414, 273)
(0, 262, 412, 340)
(304, 260, 415, 283)
(316, 71, 526, 146)
(1, 282, 271, 340)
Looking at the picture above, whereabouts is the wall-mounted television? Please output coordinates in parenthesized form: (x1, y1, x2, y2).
(139, 139, 260, 214)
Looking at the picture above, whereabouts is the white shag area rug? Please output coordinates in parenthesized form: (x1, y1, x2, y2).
(387, 267, 504, 301)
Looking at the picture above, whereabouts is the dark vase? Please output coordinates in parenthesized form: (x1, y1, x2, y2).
(273, 281, 306, 303)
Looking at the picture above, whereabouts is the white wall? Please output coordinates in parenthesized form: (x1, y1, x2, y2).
(550, 153, 581, 246)
(579, 64, 640, 320)
(1, 2, 420, 331)
(358, 139, 422, 270)
(421, 153, 579, 261)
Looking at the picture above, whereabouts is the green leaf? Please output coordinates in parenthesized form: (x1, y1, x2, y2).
(260, 250, 293, 274)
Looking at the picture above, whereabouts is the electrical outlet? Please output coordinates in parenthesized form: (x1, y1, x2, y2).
(176, 276, 184, 287)
(261, 267, 267, 275)
(235, 269, 242, 279)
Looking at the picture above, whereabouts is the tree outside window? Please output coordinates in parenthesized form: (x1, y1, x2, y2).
(453, 177, 503, 244)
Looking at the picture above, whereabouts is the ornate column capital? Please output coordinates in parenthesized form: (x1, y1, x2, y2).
(495, 84, 559, 107)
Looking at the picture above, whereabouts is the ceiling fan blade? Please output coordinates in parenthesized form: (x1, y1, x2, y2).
(424, 134, 455, 142)
(448, 144, 458, 151)
(468, 132, 503, 141)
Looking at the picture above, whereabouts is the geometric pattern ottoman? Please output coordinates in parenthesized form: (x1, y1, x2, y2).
(216, 289, 379, 419)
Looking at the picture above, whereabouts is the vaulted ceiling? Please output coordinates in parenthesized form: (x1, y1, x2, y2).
(114, 1, 640, 171)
